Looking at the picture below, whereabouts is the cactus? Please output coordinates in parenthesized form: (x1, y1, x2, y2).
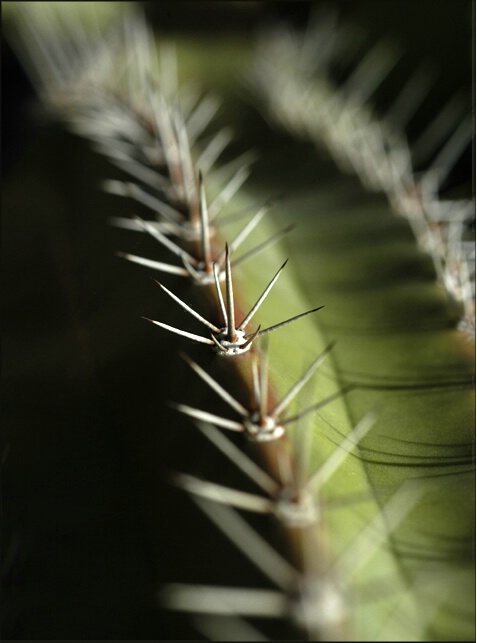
(3, 2, 474, 640)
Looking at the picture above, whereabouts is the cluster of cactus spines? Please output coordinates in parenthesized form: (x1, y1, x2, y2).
(7, 3, 472, 640)
(170, 410, 376, 525)
(249, 12, 475, 337)
(8, 4, 360, 638)
(171, 342, 354, 440)
(146, 243, 324, 355)
(160, 475, 424, 641)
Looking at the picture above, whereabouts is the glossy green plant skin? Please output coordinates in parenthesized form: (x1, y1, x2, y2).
(3, 4, 474, 641)
(173, 34, 475, 640)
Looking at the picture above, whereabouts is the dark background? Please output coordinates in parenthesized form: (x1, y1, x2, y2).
(2, 2, 474, 640)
